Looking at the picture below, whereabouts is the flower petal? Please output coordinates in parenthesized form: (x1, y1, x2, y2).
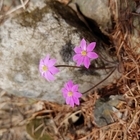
(69, 98, 75, 107)
(45, 71, 55, 81)
(73, 54, 82, 61)
(49, 66, 59, 74)
(48, 58, 56, 67)
(73, 92, 82, 98)
(64, 83, 69, 90)
(84, 56, 90, 68)
(87, 52, 98, 59)
(80, 38, 87, 50)
(39, 59, 45, 72)
(44, 72, 49, 80)
(62, 87, 68, 94)
(74, 47, 82, 53)
(64, 80, 73, 90)
(39, 59, 44, 65)
(66, 97, 74, 107)
(73, 96, 80, 105)
(67, 80, 74, 89)
(62, 88, 68, 98)
(87, 42, 96, 52)
(76, 56, 84, 66)
(66, 97, 70, 104)
(39, 65, 43, 73)
(41, 71, 45, 77)
(72, 84, 78, 92)
(43, 55, 50, 65)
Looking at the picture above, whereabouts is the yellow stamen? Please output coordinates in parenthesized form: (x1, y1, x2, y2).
(42, 65, 48, 71)
(68, 91, 73, 97)
(81, 51, 87, 56)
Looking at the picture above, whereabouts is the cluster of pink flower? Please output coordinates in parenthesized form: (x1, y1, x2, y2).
(39, 39, 98, 107)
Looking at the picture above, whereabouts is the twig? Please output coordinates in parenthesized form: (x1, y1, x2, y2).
(5, 0, 29, 16)
(117, 33, 127, 56)
(20, 0, 26, 10)
(128, 110, 140, 131)
(0, 0, 3, 11)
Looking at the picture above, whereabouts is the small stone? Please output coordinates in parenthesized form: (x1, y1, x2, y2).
(94, 95, 124, 127)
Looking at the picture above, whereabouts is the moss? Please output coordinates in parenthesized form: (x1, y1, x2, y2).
(17, 0, 95, 43)
(18, 0, 90, 34)
(18, 6, 49, 27)
(18, 0, 70, 28)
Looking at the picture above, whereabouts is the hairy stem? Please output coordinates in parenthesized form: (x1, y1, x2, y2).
(82, 67, 117, 94)
(56, 65, 81, 68)
(56, 65, 115, 70)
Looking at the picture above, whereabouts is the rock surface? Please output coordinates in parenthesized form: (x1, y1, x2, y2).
(94, 95, 124, 127)
(69, 0, 112, 32)
(0, 0, 120, 103)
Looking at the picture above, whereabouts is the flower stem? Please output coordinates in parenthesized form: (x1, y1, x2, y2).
(56, 65, 115, 70)
(82, 67, 117, 94)
(56, 65, 81, 68)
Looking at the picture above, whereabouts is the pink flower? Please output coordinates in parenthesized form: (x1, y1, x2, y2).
(73, 38, 98, 68)
(39, 55, 59, 81)
(62, 80, 82, 107)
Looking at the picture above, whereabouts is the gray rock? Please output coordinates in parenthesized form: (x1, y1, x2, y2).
(94, 95, 124, 127)
(0, 0, 120, 103)
(69, 0, 112, 32)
